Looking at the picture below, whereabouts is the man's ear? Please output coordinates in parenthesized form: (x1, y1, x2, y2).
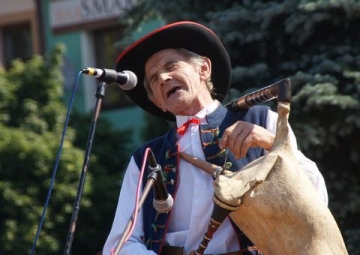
(199, 57, 212, 82)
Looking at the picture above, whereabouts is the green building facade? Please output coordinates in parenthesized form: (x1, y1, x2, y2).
(42, 0, 164, 142)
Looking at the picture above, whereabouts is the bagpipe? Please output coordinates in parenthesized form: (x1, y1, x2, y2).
(180, 78, 348, 255)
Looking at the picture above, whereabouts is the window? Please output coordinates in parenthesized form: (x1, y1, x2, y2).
(2, 22, 33, 68)
(94, 26, 134, 110)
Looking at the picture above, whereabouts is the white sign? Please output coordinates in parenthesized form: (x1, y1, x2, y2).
(50, 0, 137, 29)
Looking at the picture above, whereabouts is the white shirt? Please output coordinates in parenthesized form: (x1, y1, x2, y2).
(103, 102, 328, 255)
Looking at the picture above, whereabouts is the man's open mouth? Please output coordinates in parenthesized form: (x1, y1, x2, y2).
(166, 86, 181, 98)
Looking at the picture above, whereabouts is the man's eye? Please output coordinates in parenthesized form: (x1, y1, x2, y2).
(167, 64, 177, 71)
(150, 77, 158, 85)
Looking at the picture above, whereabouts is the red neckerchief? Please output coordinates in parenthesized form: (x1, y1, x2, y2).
(176, 118, 200, 135)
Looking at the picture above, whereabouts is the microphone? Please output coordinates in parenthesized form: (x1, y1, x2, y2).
(81, 67, 137, 90)
(147, 149, 174, 213)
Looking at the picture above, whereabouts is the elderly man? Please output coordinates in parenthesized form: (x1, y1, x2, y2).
(103, 21, 328, 255)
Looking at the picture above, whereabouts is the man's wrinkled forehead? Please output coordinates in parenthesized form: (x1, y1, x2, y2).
(146, 48, 180, 63)
(145, 49, 188, 72)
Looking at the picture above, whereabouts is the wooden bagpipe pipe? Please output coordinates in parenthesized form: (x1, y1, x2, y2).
(182, 78, 348, 255)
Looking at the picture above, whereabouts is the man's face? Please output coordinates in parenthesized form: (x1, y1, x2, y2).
(145, 49, 212, 116)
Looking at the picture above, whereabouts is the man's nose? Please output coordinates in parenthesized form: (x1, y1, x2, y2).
(158, 72, 171, 83)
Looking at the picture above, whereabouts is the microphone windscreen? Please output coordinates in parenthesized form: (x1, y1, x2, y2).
(119, 70, 137, 90)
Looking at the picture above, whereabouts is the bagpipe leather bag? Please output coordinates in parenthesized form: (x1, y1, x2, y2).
(213, 102, 348, 255)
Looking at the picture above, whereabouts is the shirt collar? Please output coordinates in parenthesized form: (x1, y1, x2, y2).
(176, 100, 220, 128)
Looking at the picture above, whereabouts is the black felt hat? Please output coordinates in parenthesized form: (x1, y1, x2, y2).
(115, 21, 231, 121)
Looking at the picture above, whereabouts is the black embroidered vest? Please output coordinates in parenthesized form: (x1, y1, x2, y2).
(132, 105, 269, 254)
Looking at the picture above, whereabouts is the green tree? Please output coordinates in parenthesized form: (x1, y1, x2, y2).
(140, 112, 174, 141)
(123, 0, 360, 253)
(0, 45, 132, 254)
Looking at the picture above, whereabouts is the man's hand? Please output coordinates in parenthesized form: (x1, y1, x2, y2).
(218, 121, 275, 159)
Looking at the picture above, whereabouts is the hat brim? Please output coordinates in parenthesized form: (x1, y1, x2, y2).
(115, 21, 231, 121)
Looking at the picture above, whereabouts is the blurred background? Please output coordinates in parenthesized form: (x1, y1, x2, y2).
(0, 0, 359, 254)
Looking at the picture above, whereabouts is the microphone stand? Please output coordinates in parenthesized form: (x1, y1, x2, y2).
(63, 81, 107, 255)
(112, 166, 161, 255)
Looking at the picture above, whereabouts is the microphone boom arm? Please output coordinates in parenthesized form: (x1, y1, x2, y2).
(113, 149, 173, 254)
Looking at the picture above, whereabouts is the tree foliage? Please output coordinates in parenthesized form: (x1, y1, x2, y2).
(140, 112, 174, 141)
(0, 45, 132, 254)
(123, 0, 360, 253)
